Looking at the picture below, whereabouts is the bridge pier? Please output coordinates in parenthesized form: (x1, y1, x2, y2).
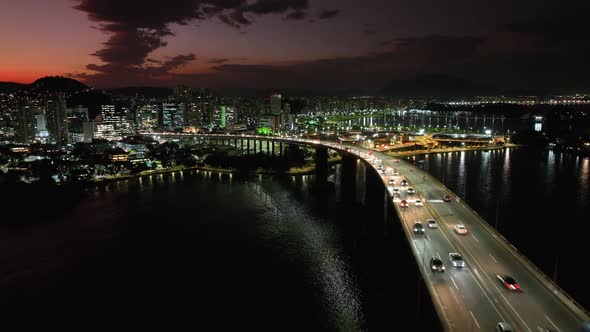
(314, 147, 329, 188)
(271, 141, 275, 155)
(365, 166, 387, 238)
(266, 140, 270, 154)
(341, 155, 357, 203)
(279, 142, 283, 156)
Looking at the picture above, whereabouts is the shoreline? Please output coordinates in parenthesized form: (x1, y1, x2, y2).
(382, 144, 520, 158)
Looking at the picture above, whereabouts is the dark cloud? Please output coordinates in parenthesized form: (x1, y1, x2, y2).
(74, 0, 316, 86)
(285, 10, 306, 20)
(247, 0, 308, 14)
(208, 58, 230, 64)
(318, 9, 339, 20)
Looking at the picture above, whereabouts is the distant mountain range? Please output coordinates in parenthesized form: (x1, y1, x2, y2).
(0, 74, 562, 98)
(379, 74, 492, 97)
(109, 86, 173, 99)
(0, 76, 88, 95)
(0, 82, 26, 94)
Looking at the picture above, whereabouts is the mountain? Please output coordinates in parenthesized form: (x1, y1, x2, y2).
(0, 82, 26, 94)
(109, 86, 173, 98)
(25, 76, 88, 95)
(379, 74, 491, 97)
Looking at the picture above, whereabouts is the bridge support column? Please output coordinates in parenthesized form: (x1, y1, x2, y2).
(271, 141, 275, 155)
(259, 140, 263, 153)
(266, 140, 270, 154)
(279, 142, 283, 156)
(365, 167, 387, 237)
(254, 140, 257, 153)
(246, 139, 250, 154)
(341, 155, 357, 203)
(314, 147, 329, 188)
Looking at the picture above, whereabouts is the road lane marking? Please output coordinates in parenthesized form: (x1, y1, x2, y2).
(489, 254, 498, 263)
(450, 276, 459, 290)
(434, 213, 507, 323)
(472, 234, 480, 242)
(545, 315, 560, 332)
(469, 311, 481, 329)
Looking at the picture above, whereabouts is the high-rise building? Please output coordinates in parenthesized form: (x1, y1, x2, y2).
(46, 97, 68, 145)
(161, 103, 184, 129)
(270, 93, 282, 115)
(14, 103, 36, 144)
(35, 113, 49, 143)
(136, 104, 159, 131)
(101, 104, 132, 139)
(67, 106, 89, 143)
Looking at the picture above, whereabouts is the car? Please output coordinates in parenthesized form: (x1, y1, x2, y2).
(391, 188, 400, 196)
(430, 257, 445, 272)
(495, 322, 513, 332)
(413, 222, 424, 234)
(401, 179, 408, 186)
(380, 169, 386, 175)
(392, 170, 399, 175)
(388, 179, 394, 185)
(400, 200, 408, 208)
(442, 195, 452, 202)
(377, 165, 382, 170)
(407, 187, 415, 194)
(427, 219, 437, 228)
(393, 159, 400, 163)
(449, 253, 465, 268)
(496, 275, 521, 292)
(415, 200, 423, 207)
(454, 225, 468, 235)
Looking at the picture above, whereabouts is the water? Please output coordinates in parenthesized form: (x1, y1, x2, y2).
(0, 172, 367, 331)
(413, 148, 590, 308)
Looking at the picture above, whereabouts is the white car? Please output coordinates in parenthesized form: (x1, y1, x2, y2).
(454, 225, 468, 235)
(449, 253, 466, 268)
(388, 179, 394, 185)
(427, 219, 437, 228)
(407, 187, 415, 194)
(415, 200, 423, 207)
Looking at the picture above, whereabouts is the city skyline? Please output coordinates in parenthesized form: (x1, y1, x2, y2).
(1, 0, 590, 93)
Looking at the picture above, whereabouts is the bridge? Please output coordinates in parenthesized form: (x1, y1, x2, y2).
(143, 132, 590, 331)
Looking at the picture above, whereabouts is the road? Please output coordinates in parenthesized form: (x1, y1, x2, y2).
(344, 145, 590, 332)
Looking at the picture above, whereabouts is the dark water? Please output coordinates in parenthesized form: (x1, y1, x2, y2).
(0, 171, 374, 331)
(414, 148, 590, 308)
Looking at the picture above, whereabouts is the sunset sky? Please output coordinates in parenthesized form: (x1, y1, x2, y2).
(1, 0, 589, 92)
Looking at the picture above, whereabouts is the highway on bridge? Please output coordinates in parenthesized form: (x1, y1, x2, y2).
(341, 144, 589, 332)
(145, 133, 590, 331)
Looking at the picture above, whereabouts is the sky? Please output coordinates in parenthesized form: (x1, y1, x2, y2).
(1, 0, 589, 92)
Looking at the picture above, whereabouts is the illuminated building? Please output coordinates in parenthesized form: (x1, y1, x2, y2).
(46, 97, 68, 145)
(14, 103, 36, 144)
(270, 93, 282, 115)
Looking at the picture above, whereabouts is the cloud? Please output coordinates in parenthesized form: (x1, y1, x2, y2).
(285, 10, 306, 20)
(318, 9, 339, 20)
(246, 0, 308, 14)
(208, 58, 230, 64)
(73, 0, 316, 86)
